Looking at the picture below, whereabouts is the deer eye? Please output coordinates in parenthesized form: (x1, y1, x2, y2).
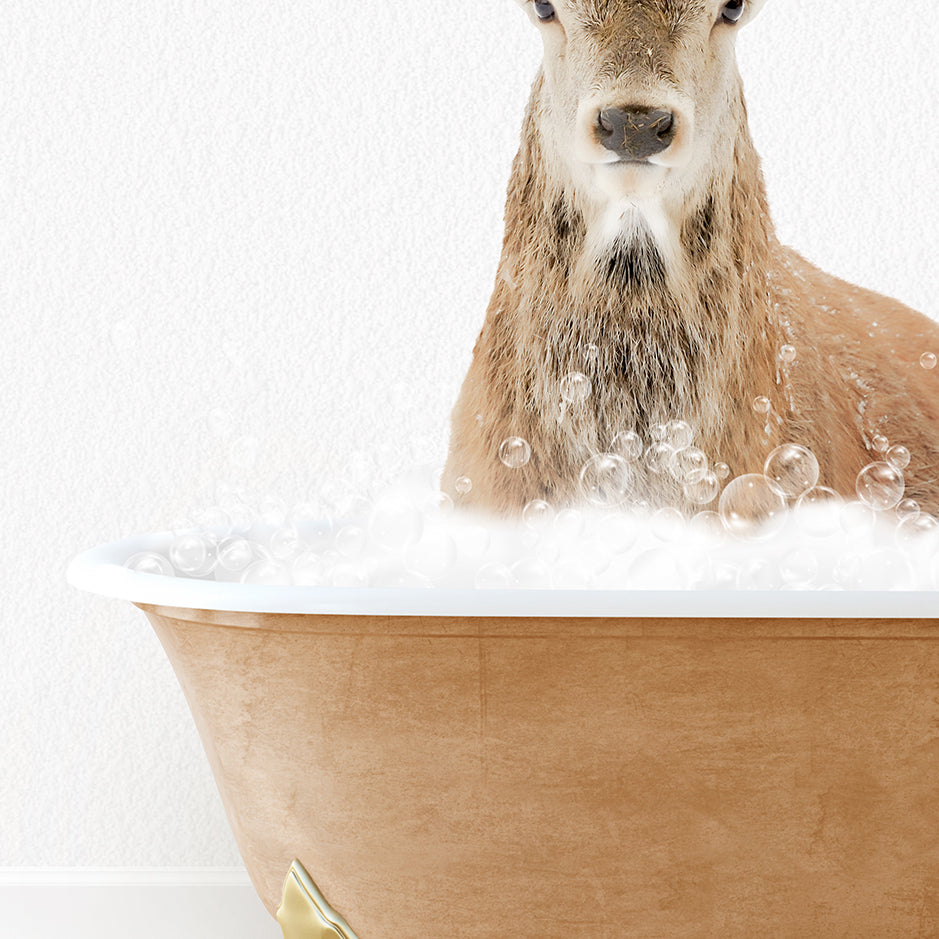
(533, 1, 556, 22)
(720, 0, 745, 24)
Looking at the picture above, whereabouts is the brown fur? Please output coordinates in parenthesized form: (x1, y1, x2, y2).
(442, 1, 939, 516)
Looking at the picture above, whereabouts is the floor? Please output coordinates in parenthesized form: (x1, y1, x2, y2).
(0, 884, 281, 939)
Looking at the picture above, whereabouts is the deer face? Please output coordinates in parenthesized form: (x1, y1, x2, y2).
(517, 0, 767, 210)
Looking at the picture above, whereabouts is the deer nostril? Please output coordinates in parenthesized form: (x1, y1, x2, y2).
(595, 106, 677, 161)
(649, 109, 674, 139)
(597, 110, 617, 135)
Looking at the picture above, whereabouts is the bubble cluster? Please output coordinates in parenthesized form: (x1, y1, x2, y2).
(126, 430, 939, 592)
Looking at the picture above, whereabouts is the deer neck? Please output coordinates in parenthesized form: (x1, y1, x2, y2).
(492, 73, 782, 453)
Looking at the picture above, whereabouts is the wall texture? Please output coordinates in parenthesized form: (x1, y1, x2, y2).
(3, 0, 938, 869)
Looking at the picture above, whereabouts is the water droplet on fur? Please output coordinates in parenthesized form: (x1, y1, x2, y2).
(779, 344, 797, 365)
(871, 434, 889, 453)
(752, 396, 771, 414)
(920, 352, 937, 369)
(455, 475, 473, 496)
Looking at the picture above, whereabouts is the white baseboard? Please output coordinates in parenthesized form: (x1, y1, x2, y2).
(0, 867, 254, 886)
(0, 869, 281, 939)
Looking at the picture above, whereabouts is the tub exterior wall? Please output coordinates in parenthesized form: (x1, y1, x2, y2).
(143, 605, 939, 937)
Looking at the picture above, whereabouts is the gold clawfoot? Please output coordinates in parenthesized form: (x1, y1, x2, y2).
(276, 860, 361, 939)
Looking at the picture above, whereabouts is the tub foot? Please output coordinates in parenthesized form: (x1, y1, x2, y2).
(276, 860, 360, 939)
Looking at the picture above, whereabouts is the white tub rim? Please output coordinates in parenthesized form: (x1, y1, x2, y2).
(67, 531, 939, 619)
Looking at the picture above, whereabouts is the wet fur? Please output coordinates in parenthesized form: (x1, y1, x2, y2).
(443, 66, 939, 516)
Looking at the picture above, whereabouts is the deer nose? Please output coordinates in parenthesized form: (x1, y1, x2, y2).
(596, 107, 676, 161)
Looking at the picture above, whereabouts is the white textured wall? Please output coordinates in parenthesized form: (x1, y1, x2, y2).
(2, 0, 938, 869)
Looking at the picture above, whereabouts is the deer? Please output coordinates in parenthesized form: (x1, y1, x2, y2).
(441, 0, 939, 519)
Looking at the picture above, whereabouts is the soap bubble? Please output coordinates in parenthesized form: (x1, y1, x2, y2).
(241, 559, 290, 585)
(795, 486, 843, 536)
(511, 557, 552, 589)
(689, 511, 724, 539)
(752, 396, 771, 414)
(668, 446, 707, 483)
(780, 548, 819, 587)
(368, 498, 423, 552)
(475, 562, 514, 589)
(778, 344, 797, 365)
(169, 532, 213, 575)
(896, 499, 920, 522)
(217, 537, 254, 572)
(921, 352, 937, 369)
(683, 471, 720, 506)
(595, 512, 637, 553)
(628, 548, 684, 590)
(259, 495, 288, 527)
(291, 552, 325, 586)
(458, 524, 491, 562)
(554, 508, 585, 540)
(125, 552, 174, 576)
(432, 492, 454, 516)
(737, 558, 782, 590)
(579, 453, 634, 507)
(270, 526, 303, 560)
(714, 462, 731, 481)
(408, 529, 457, 579)
(665, 420, 694, 450)
(764, 444, 819, 499)
(611, 430, 643, 461)
(330, 563, 369, 588)
(643, 442, 673, 475)
(886, 445, 911, 470)
(840, 500, 876, 535)
(523, 499, 555, 531)
(499, 437, 531, 469)
(718, 474, 787, 541)
(871, 434, 889, 453)
(335, 525, 367, 558)
(651, 507, 684, 542)
(896, 513, 939, 549)
(649, 423, 668, 442)
(455, 476, 473, 496)
(191, 506, 233, 539)
(560, 372, 592, 405)
(856, 462, 904, 511)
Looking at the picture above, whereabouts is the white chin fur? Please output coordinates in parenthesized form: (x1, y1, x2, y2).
(590, 161, 668, 202)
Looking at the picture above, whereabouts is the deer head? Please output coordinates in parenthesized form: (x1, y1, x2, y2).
(516, 0, 769, 258)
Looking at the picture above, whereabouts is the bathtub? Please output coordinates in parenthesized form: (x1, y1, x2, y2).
(69, 531, 939, 938)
